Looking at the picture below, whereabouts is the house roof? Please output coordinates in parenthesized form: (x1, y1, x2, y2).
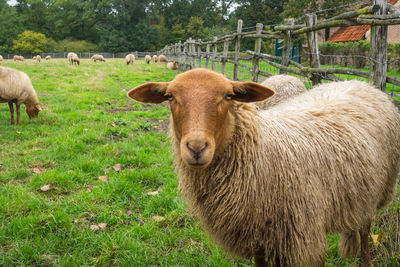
(327, 0, 398, 42)
(327, 25, 370, 42)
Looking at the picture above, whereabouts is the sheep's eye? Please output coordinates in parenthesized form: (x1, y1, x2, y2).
(225, 93, 233, 100)
(166, 93, 173, 101)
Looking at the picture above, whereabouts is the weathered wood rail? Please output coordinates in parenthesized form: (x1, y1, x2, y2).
(159, 0, 400, 96)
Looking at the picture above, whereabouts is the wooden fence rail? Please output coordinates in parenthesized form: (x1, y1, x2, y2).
(159, 0, 400, 96)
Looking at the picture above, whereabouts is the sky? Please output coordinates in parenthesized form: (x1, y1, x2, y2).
(8, 0, 17, 6)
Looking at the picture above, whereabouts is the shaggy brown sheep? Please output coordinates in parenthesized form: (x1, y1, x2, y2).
(127, 68, 400, 267)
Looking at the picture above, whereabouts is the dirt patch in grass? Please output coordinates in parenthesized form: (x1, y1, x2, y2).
(150, 119, 169, 133)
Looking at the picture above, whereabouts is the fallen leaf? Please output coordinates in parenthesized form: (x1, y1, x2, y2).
(371, 233, 384, 247)
(68, 170, 74, 173)
(111, 122, 116, 127)
(98, 175, 109, 182)
(147, 191, 159, 196)
(33, 168, 42, 174)
(40, 184, 52, 192)
(127, 210, 134, 216)
(90, 223, 107, 231)
(113, 164, 122, 172)
(152, 216, 165, 222)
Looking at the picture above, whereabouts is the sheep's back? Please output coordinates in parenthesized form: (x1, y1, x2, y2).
(0, 67, 34, 103)
(261, 80, 400, 230)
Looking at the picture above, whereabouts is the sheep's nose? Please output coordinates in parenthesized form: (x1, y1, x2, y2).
(187, 141, 208, 161)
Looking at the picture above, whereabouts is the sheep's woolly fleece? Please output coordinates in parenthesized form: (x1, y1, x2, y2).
(174, 80, 400, 266)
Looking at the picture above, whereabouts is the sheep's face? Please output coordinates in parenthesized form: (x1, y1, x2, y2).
(26, 104, 42, 119)
(128, 68, 274, 168)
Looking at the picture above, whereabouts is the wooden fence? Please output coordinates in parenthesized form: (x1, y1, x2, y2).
(159, 0, 400, 96)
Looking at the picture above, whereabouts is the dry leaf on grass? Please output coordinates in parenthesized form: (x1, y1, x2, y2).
(152, 216, 165, 222)
(98, 175, 109, 182)
(40, 184, 52, 192)
(90, 223, 107, 231)
(113, 164, 122, 172)
(127, 210, 134, 216)
(68, 170, 74, 173)
(371, 233, 384, 247)
(33, 168, 42, 174)
(147, 191, 159, 196)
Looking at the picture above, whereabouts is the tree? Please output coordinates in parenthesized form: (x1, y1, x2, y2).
(13, 30, 47, 53)
(186, 16, 204, 39)
(0, 1, 23, 53)
(171, 23, 185, 43)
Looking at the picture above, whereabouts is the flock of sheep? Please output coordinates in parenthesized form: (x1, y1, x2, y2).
(0, 52, 399, 267)
(0, 52, 178, 70)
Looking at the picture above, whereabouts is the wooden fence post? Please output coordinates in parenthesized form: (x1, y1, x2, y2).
(234, 19, 243, 80)
(221, 40, 229, 75)
(305, 14, 321, 85)
(197, 39, 202, 68)
(370, 0, 388, 91)
(281, 18, 294, 74)
(212, 37, 218, 71)
(251, 23, 263, 82)
(206, 43, 211, 69)
(190, 38, 196, 69)
(183, 41, 188, 68)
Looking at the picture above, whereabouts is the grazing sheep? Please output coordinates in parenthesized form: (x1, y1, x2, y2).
(67, 52, 80, 66)
(35, 55, 41, 62)
(91, 54, 106, 62)
(126, 53, 135, 65)
(167, 61, 178, 70)
(127, 68, 400, 267)
(45, 56, 51, 61)
(0, 55, 3, 61)
(255, 75, 307, 110)
(32, 56, 37, 61)
(152, 55, 158, 63)
(0, 66, 42, 125)
(158, 55, 168, 63)
(13, 55, 24, 61)
(145, 55, 151, 64)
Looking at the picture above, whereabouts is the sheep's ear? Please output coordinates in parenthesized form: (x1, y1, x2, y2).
(127, 82, 170, 103)
(231, 81, 275, 102)
(36, 104, 42, 111)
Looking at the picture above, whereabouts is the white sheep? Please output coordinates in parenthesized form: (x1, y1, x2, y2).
(127, 68, 400, 267)
(0, 55, 3, 61)
(152, 55, 158, 63)
(158, 55, 168, 63)
(91, 54, 106, 62)
(0, 66, 42, 124)
(45, 56, 51, 61)
(67, 52, 80, 65)
(166, 61, 178, 70)
(13, 55, 24, 61)
(35, 55, 41, 62)
(255, 75, 307, 109)
(126, 53, 135, 65)
(145, 55, 151, 64)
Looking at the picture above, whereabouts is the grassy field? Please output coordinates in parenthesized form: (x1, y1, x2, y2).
(0, 58, 399, 266)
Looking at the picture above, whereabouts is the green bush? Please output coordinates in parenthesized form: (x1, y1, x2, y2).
(50, 39, 100, 53)
(12, 31, 48, 54)
(319, 41, 399, 70)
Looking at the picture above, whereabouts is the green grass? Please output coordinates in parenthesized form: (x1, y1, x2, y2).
(0, 58, 399, 266)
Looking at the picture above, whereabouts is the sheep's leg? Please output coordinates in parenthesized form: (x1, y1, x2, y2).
(254, 247, 268, 267)
(254, 255, 267, 267)
(16, 103, 21, 125)
(359, 221, 371, 267)
(8, 102, 14, 125)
